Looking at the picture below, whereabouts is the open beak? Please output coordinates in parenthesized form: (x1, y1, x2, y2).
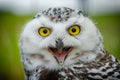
(48, 47, 73, 65)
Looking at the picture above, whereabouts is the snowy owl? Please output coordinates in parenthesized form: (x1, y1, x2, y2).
(20, 7, 120, 80)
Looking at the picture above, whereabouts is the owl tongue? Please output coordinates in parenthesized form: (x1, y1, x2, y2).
(48, 47, 72, 65)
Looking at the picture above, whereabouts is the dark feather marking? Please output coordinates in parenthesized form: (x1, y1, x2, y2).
(102, 75, 108, 79)
(108, 71, 114, 76)
(87, 77, 102, 80)
(39, 70, 59, 80)
(117, 75, 120, 78)
(34, 7, 83, 22)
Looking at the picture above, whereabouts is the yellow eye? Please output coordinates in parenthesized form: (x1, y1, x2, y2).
(68, 25, 81, 35)
(38, 27, 51, 37)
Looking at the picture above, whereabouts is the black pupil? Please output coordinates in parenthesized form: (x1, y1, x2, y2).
(43, 29, 47, 34)
(71, 28, 76, 32)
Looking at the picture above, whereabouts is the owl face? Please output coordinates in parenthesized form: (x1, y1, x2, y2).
(21, 7, 103, 69)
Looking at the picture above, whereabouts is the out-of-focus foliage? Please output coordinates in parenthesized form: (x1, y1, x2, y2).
(0, 12, 33, 80)
(0, 12, 120, 80)
(92, 14, 120, 59)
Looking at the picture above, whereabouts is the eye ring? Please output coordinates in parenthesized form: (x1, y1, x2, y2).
(38, 27, 51, 37)
(68, 25, 81, 36)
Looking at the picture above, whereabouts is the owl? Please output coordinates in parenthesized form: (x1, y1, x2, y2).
(20, 7, 120, 80)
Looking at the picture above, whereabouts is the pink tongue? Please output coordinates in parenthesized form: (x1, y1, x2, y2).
(54, 51, 68, 60)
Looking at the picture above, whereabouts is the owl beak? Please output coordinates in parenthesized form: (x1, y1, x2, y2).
(48, 47, 73, 65)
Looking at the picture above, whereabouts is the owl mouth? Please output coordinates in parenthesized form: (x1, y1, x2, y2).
(48, 47, 73, 65)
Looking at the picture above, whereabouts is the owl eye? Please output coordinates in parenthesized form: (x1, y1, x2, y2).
(38, 27, 51, 37)
(68, 25, 81, 36)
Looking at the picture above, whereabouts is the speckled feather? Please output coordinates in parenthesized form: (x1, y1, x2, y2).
(22, 50, 120, 80)
(34, 7, 83, 22)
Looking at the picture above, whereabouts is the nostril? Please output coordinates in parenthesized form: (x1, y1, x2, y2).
(55, 38, 64, 49)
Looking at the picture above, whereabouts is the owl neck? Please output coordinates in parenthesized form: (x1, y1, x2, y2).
(78, 43, 106, 63)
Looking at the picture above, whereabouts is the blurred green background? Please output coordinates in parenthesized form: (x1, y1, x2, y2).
(0, 11, 120, 80)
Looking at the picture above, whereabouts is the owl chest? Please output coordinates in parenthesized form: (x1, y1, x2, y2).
(39, 70, 59, 80)
(38, 63, 120, 80)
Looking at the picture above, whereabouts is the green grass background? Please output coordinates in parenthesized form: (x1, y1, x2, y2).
(0, 12, 120, 80)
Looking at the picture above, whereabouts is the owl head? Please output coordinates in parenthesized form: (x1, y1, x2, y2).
(20, 7, 104, 70)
